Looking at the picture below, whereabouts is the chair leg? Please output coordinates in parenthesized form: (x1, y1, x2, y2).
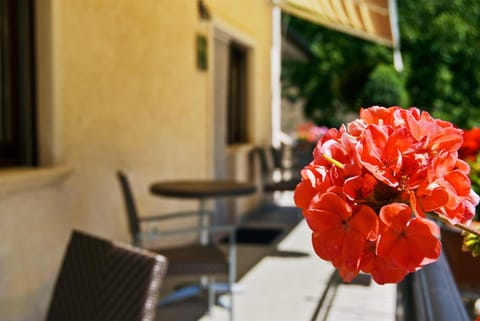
(207, 276, 216, 314)
(228, 232, 237, 321)
(228, 284, 234, 321)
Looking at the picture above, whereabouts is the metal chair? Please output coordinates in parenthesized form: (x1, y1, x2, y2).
(46, 229, 167, 321)
(116, 170, 236, 320)
(248, 145, 300, 193)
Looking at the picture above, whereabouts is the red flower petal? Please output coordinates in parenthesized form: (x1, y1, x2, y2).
(349, 205, 379, 241)
(294, 180, 316, 210)
(378, 206, 440, 271)
(304, 208, 343, 232)
(379, 203, 411, 231)
(360, 241, 410, 284)
(417, 186, 450, 212)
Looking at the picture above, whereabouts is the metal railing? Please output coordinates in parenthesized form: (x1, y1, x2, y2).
(397, 252, 470, 321)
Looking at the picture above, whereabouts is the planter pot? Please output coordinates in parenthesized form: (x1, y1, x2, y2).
(441, 223, 480, 295)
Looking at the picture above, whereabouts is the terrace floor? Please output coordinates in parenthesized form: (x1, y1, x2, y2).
(155, 193, 397, 321)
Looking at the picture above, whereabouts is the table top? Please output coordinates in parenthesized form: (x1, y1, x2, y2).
(150, 179, 256, 199)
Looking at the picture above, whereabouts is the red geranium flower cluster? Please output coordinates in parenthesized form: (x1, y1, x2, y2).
(294, 106, 480, 284)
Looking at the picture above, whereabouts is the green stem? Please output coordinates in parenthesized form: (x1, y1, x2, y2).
(427, 212, 480, 236)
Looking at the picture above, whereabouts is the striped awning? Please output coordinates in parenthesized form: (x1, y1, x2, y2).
(277, 0, 400, 48)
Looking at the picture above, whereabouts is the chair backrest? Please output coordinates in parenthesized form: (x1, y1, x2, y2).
(46, 230, 168, 321)
(248, 145, 300, 192)
(117, 171, 142, 246)
(248, 146, 271, 182)
(249, 145, 292, 180)
(269, 145, 284, 170)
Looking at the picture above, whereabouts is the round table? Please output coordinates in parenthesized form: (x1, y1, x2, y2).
(150, 180, 256, 199)
(150, 179, 256, 244)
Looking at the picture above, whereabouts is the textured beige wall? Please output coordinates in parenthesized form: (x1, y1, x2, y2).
(0, 0, 273, 320)
(209, 0, 274, 144)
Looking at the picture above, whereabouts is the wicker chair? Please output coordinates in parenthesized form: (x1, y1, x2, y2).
(46, 229, 167, 321)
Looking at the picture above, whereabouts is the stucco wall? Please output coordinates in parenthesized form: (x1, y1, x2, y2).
(0, 0, 273, 320)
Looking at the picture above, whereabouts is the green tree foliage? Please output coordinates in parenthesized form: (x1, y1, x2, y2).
(282, 15, 392, 127)
(400, 0, 480, 128)
(358, 64, 409, 108)
(282, 0, 480, 128)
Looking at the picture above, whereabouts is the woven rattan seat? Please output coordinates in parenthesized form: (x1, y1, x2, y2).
(46, 229, 167, 321)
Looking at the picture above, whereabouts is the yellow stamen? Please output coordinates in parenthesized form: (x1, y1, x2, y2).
(323, 153, 345, 169)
